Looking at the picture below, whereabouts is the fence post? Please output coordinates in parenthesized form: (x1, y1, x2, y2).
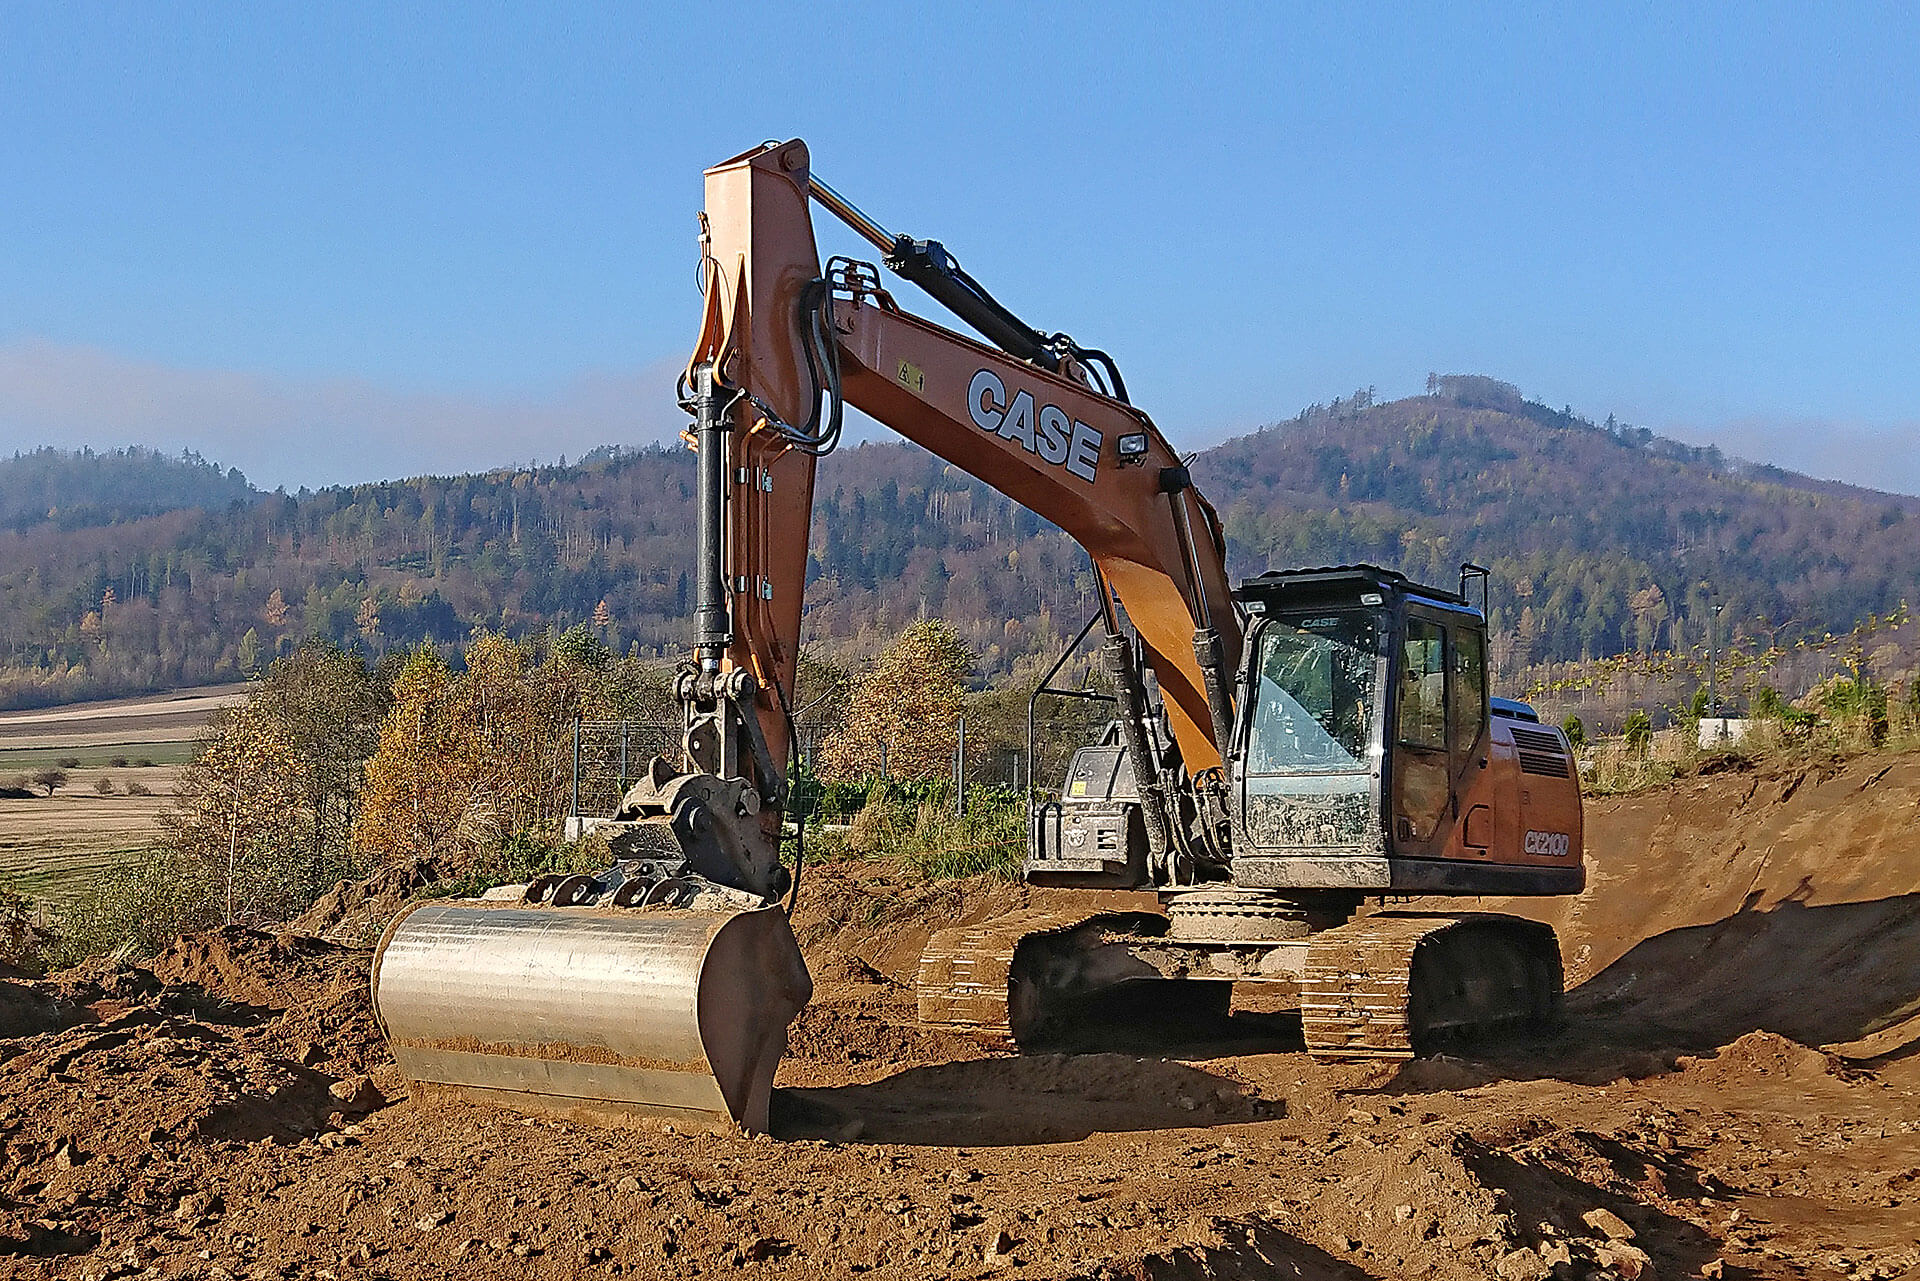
(954, 715, 966, 816)
(619, 718, 629, 788)
(570, 716, 581, 821)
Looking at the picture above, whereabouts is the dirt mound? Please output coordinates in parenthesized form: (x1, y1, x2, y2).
(788, 859, 1146, 983)
(807, 945, 889, 986)
(1678, 1030, 1851, 1085)
(150, 925, 358, 1007)
(1474, 752, 1920, 1053)
(782, 982, 986, 1082)
(293, 858, 439, 946)
(0, 931, 396, 1274)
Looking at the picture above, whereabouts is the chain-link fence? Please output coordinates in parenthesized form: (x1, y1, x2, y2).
(568, 715, 1051, 878)
(568, 718, 680, 819)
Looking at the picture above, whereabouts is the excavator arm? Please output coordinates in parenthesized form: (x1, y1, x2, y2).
(372, 139, 1245, 1134)
(689, 139, 1240, 830)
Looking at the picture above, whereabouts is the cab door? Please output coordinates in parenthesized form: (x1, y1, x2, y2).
(1391, 610, 1489, 857)
(1391, 614, 1451, 849)
(1447, 623, 1492, 852)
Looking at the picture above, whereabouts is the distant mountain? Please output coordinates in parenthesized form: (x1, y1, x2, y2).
(1195, 376, 1920, 668)
(4, 378, 1917, 708)
(0, 446, 257, 533)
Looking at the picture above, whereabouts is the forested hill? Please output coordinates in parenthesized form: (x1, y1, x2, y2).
(4, 377, 1917, 708)
(0, 447, 257, 533)
(1197, 378, 1920, 668)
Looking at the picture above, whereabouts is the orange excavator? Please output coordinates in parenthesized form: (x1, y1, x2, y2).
(371, 141, 1584, 1133)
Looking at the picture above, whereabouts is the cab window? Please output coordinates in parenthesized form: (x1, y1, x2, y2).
(1246, 611, 1377, 774)
(1450, 626, 1487, 759)
(1397, 618, 1446, 750)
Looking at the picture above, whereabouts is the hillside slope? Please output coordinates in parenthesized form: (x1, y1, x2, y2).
(5, 379, 1919, 707)
(1197, 383, 1920, 667)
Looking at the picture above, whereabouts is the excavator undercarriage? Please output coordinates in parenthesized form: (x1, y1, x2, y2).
(917, 900, 1564, 1059)
(370, 139, 1584, 1134)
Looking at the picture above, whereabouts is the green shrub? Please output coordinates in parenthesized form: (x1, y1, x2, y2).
(46, 849, 218, 966)
(0, 887, 54, 975)
(833, 780, 1025, 880)
(418, 831, 601, 901)
(1622, 709, 1653, 755)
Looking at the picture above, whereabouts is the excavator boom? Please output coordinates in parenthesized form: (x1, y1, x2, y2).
(373, 138, 1236, 1130)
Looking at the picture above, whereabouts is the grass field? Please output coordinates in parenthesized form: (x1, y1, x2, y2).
(0, 741, 198, 770)
(0, 686, 234, 908)
(0, 764, 178, 905)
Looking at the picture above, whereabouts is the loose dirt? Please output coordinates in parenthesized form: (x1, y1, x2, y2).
(5, 752, 1918, 1279)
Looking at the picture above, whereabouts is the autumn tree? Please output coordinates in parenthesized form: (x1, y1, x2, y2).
(249, 642, 391, 876)
(236, 627, 262, 673)
(1628, 584, 1668, 653)
(156, 700, 311, 924)
(791, 645, 856, 768)
(263, 588, 289, 628)
(354, 627, 664, 870)
(354, 648, 474, 866)
(52, 642, 394, 959)
(818, 620, 975, 782)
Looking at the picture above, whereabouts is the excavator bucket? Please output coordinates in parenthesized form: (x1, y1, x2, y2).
(371, 898, 812, 1134)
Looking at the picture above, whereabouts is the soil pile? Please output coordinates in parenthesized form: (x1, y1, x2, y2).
(4, 751, 1917, 1279)
(292, 860, 438, 948)
(0, 929, 394, 1272)
(1483, 752, 1920, 1057)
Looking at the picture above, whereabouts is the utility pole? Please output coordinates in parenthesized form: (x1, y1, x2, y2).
(570, 716, 581, 820)
(954, 715, 966, 816)
(1706, 590, 1724, 738)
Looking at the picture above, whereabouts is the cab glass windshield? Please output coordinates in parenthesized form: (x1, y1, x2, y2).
(1246, 611, 1378, 773)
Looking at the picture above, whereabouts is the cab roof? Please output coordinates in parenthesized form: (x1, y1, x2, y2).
(1235, 563, 1473, 614)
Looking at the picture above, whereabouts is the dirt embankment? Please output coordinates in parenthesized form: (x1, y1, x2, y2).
(1492, 751, 1920, 1056)
(2, 752, 1918, 1280)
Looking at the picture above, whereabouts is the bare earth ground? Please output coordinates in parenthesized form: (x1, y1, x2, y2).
(4, 752, 1919, 1280)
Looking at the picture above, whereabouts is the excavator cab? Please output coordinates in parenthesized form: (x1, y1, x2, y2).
(1030, 565, 1582, 900)
(1232, 564, 1582, 898)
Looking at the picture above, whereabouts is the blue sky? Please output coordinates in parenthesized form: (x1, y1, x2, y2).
(3, 4, 1917, 490)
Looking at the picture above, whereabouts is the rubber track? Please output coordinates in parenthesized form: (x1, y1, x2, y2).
(916, 909, 1117, 1040)
(1299, 914, 1465, 1059)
